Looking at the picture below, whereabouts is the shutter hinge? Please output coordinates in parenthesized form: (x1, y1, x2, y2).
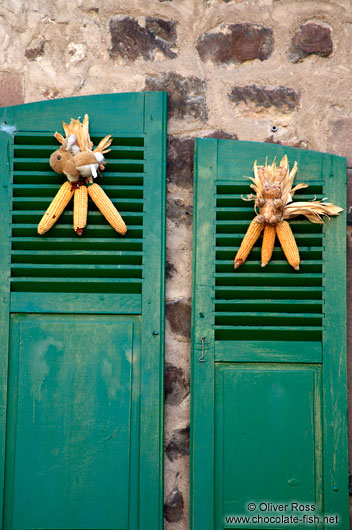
(349, 473, 352, 496)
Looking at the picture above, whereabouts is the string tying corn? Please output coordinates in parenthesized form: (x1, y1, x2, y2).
(38, 181, 74, 235)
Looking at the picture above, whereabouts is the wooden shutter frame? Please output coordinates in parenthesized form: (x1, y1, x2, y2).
(0, 92, 167, 530)
(0, 127, 12, 528)
(190, 138, 348, 529)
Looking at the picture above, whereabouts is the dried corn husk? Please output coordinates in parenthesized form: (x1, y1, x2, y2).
(284, 200, 344, 224)
(244, 156, 342, 223)
(95, 135, 112, 154)
(60, 114, 93, 151)
(57, 114, 112, 155)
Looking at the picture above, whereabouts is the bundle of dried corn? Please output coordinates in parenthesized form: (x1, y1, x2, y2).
(38, 114, 127, 236)
(234, 155, 343, 270)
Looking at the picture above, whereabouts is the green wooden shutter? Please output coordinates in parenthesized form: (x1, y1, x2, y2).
(191, 139, 348, 529)
(0, 92, 166, 530)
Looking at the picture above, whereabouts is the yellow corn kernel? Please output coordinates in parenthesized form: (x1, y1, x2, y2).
(88, 183, 127, 235)
(38, 181, 74, 235)
(261, 224, 276, 267)
(234, 219, 264, 269)
(73, 185, 88, 236)
(276, 221, 300, 270)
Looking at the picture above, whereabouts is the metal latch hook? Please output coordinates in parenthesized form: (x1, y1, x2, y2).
(199, 336, 206, 362)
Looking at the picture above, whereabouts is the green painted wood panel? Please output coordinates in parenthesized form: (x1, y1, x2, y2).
(138, 92, 167, 529)
(1, 93, 145, 133)
(216, 365, 322, 529)
(5, 314, 139, 530)
(0, 92, 166, 530)
(191, 139, 348, 530)
(190, 139, 217, 530)
(321, 154, 348, 522)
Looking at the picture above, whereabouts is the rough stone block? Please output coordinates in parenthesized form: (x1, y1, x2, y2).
(197, 23, 274, 65)
(167, 131, 237, 189)
(145, 72, 207, 121)
(146, 17, 177, 44)
(166, 298, 192, 339)
(205, 130, 238, 140)
(166, 260, 177, 279)
(42, 89, 59, 100)
(165, 363, 190, 406)
(109, 16, 177, 61)
(229, 85, 300, 113)
(328, 118, 352, 168)
(265, 135, 309, 149)
(167, 197, 193, 227)
(66, 42, 87, 65)
(0, 72, 23, 107)
(289, 22, 333, 63)
(167, 136, 194, 189)
(25, 37, 46, 61)
(166, 427, 190, 461)
(164, 487, 184, 523)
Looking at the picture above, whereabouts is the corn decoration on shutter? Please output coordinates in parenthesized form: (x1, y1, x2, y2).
(37, 114, 127, 236)
(38, 181, 75, 235)
(234, 155, 343, 270)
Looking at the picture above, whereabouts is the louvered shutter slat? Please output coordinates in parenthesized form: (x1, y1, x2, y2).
(10, 131, 145, 297)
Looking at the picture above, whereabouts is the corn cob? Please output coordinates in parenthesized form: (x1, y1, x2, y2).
(73, 185, 88, 236)
(261, 224, 276, 267)
(234, 219, 264, 269)
(88, 183, 127, 235)
(38, 181, 74, 235)
(276, 221, 300, 270)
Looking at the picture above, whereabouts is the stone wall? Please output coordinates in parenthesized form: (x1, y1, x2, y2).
(1, 0, 352, 527)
